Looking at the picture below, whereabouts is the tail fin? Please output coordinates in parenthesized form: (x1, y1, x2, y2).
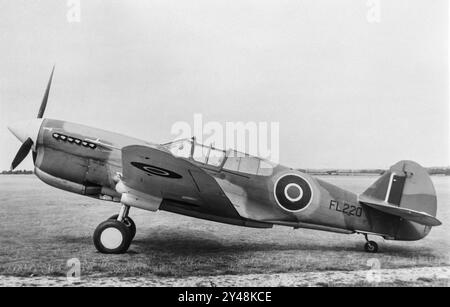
(360, 161, 440, 230)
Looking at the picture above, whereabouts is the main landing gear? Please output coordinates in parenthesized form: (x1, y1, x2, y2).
(93, 205, 135, 254)
(363, 234, 378, 253)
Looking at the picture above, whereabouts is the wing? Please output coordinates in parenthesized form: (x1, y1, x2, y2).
(359, 195, 442, 227)
(119, 145, 201, 207)
(118, 145, 242, 219)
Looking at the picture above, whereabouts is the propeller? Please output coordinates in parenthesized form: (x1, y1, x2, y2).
(37, 65, 55, 119)
(10, 66, 55, 170)
(11, 138, 34, 170)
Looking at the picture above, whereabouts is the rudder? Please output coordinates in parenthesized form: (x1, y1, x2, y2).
(361, 160, 439, 240)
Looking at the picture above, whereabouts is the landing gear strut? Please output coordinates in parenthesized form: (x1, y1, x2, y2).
(363, 234, 378, 253)
(93, 205, 135, 254)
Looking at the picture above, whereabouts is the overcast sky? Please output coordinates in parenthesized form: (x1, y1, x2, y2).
(0, 0, 448, 170)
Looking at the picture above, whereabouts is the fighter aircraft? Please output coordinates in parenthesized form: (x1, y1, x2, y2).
(7, 68, 442, 254)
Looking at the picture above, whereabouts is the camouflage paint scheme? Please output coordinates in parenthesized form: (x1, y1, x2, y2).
(33, 119, 439, 241)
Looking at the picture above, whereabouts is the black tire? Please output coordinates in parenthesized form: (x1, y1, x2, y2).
(108, 214, 136, 239)
(93, 220, 132, 254)
(364, 241, 378, 253)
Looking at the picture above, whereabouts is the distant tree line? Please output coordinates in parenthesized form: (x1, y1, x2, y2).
(1, 170, 33, 175)
(1, 167, 449, 176)
(299, 167, 450, 176)
(427, 167, 450, 176)
(299, 169, 385, 175)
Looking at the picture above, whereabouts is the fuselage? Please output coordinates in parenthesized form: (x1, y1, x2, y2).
(15, 118, 428, 241)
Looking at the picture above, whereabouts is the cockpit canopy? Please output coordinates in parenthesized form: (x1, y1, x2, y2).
(162, 138, 275, 176)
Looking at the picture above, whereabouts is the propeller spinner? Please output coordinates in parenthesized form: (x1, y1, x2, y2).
(8, 66, 55, 170)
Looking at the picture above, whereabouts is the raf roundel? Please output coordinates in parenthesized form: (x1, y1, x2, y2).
(130, 162, 183, 179)
(274, 174, 313, 212)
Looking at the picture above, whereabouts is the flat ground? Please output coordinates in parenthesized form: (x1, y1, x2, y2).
(0, 175, 449, 286)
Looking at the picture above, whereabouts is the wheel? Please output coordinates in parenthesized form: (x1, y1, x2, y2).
(108, 214, 136, 239)
(93, 220, 132, 254)
(364, 241, 378, 253)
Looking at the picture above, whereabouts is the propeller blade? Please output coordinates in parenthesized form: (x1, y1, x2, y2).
(37, 66, 55, 119)
(11, 137, 33, 170)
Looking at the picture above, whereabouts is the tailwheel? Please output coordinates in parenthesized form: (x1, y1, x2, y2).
(364, 241, 378, 253)
(362, 234, 378, 253)
(108, 214, 136, 239)
(93, 219, 132, 254)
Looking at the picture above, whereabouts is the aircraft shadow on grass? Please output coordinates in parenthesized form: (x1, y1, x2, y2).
(55, 228, 440, 260)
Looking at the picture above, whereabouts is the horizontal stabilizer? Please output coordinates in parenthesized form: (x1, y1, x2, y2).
(359, 195, 442, 227)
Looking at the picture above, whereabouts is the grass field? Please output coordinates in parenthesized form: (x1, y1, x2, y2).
(0, 175, 449, 280)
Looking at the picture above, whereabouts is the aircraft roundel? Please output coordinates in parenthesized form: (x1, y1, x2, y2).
(131, 162, 182, 179)
(274, 174, 313, 212)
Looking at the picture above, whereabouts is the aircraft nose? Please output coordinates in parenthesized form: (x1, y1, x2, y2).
(8, 119, 44, 145)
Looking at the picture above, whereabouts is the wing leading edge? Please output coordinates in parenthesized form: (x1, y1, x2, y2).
(118, 145, 251, 222)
